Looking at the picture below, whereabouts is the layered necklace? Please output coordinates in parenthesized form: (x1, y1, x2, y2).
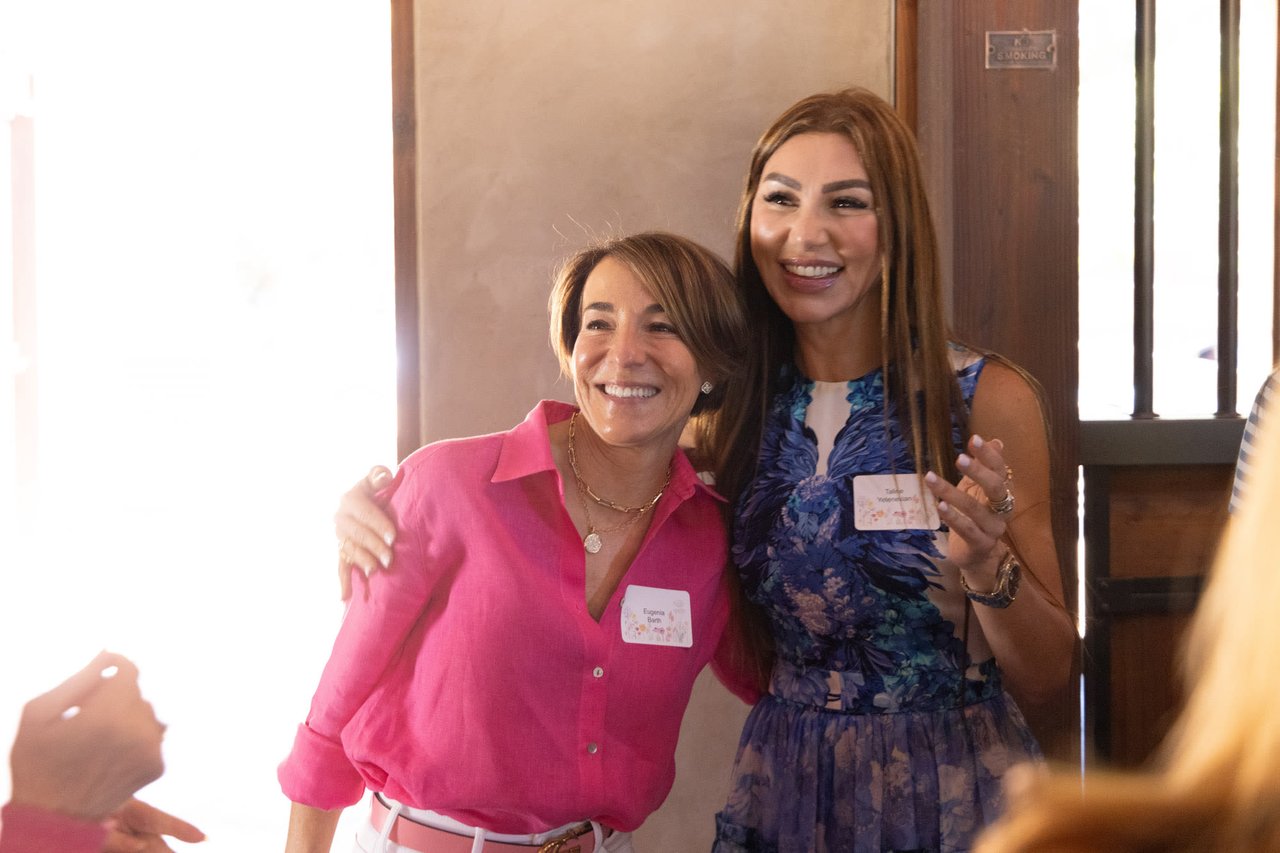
(567, 411, 670, 554)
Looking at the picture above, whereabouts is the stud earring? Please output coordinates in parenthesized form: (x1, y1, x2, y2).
(700, 381, 713, 395)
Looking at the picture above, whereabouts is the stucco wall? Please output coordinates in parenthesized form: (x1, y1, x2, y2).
(411, 1, 892, 847)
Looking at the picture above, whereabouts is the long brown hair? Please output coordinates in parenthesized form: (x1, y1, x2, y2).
(714, 87, 964, 510)
(705, 88, 970, 692)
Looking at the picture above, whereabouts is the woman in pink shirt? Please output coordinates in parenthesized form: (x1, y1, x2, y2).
(280, 232, 758, 853)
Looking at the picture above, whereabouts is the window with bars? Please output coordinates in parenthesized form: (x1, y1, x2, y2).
(1078, 0, 1278, 766)
(1078, 0, 1276, 422)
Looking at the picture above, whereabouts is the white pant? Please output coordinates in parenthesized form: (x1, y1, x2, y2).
(353, 813, 637, 853)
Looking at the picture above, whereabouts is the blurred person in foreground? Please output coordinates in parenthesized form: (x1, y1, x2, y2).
(976, 397, 1280, 851)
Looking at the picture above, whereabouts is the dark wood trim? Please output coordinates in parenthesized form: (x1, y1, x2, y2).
(391, 0, 421, 462)
(1134, 0, 1156, 418)
(914, 5, 955, 318)
(894, 0, 919, 132)
(1079, 418, 1244, 466)
(1217, 0, 1241, 416)
(1082, 464, 1113, 759)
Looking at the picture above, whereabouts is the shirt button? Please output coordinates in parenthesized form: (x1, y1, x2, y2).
(592, 666, 604, 678)
(587, 742, 599, 755)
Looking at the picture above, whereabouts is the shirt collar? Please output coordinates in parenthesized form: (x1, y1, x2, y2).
(492, 399, 725, 504)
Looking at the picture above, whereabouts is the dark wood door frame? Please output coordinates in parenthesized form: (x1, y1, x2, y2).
(391, 0, 421, 461)
(904, 0, 1080, 758)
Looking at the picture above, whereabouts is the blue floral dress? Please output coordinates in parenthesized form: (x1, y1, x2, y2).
(712, 350, 1041, 853)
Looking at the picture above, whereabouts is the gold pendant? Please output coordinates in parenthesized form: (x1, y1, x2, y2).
(583, 531, 602, 554)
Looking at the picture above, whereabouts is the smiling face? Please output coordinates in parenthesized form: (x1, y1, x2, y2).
(571, 256, 705, 452)
(749, 131, 882, 339)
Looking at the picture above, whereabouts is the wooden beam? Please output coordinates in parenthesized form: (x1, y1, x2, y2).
(895, 0, 919, 132)
(391, 0, 421, 461)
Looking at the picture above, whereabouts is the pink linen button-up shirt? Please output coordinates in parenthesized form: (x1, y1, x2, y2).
(279, 400, 743, 833)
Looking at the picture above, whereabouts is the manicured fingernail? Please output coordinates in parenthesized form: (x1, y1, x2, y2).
(379, 552, 391, 569)
(957, 454, 972, 468)
(924, 471, 938, 484)
(383, 532, 396, 547)
(972, 435, 985, 448)
(938, 500, 950, 513)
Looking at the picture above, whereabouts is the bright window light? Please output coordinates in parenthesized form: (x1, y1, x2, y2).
(1, 2, 395, 848)
(1078, 0, 1277, 420)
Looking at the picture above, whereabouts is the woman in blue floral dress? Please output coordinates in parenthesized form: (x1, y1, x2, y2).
(707, 89, 1075, 852)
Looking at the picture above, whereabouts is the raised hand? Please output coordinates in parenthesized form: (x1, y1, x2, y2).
(925, 434, 1015, 578)
(9, 653, 165, 822)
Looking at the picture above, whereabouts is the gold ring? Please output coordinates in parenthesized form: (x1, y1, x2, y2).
(989, 491, 1015, 515)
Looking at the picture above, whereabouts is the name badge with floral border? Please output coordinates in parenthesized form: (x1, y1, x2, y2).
(852, 473, 941, 530)
(620, 585, 693, 647)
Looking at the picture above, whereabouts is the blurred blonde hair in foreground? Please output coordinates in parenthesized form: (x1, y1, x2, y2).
(976, 402, 1280, 852)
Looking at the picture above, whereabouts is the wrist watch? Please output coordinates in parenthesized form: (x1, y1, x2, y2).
(960, 551, 1022, 609)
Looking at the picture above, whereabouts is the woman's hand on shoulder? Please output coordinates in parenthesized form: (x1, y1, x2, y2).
(336, 465, 398, 600)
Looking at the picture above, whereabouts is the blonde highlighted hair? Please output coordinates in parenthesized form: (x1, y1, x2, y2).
(975, 388, 1280, 852)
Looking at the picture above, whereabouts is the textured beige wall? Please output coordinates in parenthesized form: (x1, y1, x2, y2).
(412, 1, 892, 848)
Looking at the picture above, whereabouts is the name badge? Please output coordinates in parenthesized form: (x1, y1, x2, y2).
(620, 585, 693, 647)
(852, 473, 940, 530)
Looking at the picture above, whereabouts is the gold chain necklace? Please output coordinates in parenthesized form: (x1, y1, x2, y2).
(567, 411, 670, 554)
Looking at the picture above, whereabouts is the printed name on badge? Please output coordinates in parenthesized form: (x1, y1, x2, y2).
(852, 473, 941, 530)
(620, 585, 693, 647)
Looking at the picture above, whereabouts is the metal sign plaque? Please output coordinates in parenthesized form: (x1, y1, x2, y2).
(986, 30, 1057, 70)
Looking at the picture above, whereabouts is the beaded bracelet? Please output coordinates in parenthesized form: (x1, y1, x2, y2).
(960, 550, 1022, 609)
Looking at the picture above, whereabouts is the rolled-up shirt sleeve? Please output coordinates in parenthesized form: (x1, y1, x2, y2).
(278, 459, 442, 809)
